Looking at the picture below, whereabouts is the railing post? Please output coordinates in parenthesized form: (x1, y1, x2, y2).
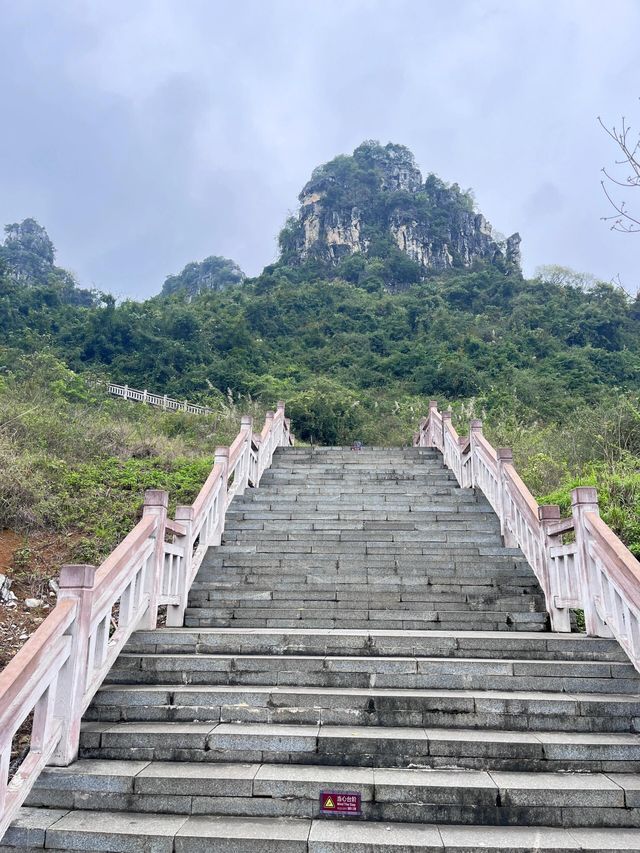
(123, 384, 129, 401)
(167, 505, 194, 628)
(538, 504, 571, 632)
(428, 401, 438, 447)
(252, 435, 263, 485)
(216, 445, 230, 515)
(50, 564, 96, 765)
(572, 487, 612, 638)
(441, 410, 452, 463)
(143, 389, 148, 404)
(469, 419, 483, 488)
(140, 489, 168, 630)
(418, 417, 427, 448)
(261, 411, 275, 476)
(162, 394, 168, 411)
(240, 415, 253, 492)
(458, 436, 471, 488)
(277, 401, 286, 446)
(496, 448, 517, 547)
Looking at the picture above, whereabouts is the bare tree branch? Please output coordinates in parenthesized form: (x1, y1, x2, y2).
(599, 107, 640, 233)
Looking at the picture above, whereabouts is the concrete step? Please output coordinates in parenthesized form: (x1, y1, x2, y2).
(189, 589, 542, 604)
(103, 653, 638, 693)
(25, 760, 640, 828)
(87, 682, 640, 732)
(7, 806, 640, 851)
(78, 721, 640, 772)
(222, 527, 504, 542)
(124, 629, 628, 662)
(182, 609, 549, 631)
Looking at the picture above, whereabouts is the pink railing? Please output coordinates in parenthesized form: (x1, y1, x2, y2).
(0, 403, 293, 838)
(416, 402, 640, 667)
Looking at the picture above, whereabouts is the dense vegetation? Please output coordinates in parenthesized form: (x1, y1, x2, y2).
(0, 353, 265, 562)
(1, 134, 639, 559)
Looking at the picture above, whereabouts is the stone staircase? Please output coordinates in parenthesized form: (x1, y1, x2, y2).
(6, 447, 640, 850)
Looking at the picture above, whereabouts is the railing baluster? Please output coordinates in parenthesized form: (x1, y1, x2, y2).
(50, 564, 95, 765)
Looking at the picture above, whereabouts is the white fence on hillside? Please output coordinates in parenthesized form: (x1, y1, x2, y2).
(107, 382, 215, 415)
(416, 402, 640, 667)
(0, 404, 293, 838)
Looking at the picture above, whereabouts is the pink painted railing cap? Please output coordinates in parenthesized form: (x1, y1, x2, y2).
(59, 564, 97, 589)
(539, 504, 561, 520)
(572, 486, 599, 506)
(144, 489, 169, 508)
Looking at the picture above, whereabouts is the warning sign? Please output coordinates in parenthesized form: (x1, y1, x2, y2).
(320, 791, 362, 815)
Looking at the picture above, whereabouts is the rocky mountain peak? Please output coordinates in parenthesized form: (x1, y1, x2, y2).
(280, 141, 521, 282)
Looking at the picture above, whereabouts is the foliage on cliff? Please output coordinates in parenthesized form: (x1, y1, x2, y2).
(278, 141, 520, 283)
(0, 219, 96, 306)
(161, 255, 246, 299)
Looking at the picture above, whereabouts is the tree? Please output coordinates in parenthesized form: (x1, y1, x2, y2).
(535, 265, 598, 291)
(599, 109, 640, 233)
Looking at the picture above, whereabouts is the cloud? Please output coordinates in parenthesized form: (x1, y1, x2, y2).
(0, 0, 639, 296)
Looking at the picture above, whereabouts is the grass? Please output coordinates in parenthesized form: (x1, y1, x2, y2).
(0, 353, 269, 560)
(450, 395, 640, 558)
(0, 353, 272, 669)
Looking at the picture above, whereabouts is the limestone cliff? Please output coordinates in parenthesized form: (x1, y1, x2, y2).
(280, 141, 520, 278)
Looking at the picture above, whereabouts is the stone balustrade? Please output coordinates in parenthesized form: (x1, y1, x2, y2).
(417, 402, 640, 666)
(0, 404, 293, 838)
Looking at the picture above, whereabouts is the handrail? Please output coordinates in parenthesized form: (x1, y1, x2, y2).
(0, 402, 294, 839)
(416, 402, 640, 672)
(106, 382, 215, 416)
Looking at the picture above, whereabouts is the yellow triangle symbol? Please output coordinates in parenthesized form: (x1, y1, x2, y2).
(324, 797, 335, 809)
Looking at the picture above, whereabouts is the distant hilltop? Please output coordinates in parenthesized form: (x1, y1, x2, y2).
(278, 140, 520, 280)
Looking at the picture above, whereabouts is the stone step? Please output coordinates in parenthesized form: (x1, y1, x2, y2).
(223, 525, 503, 539)
(78, 720, 640, 772)
(189, 588, 542, 605)
(210, 554, 510, 564)
(25, 760, 640, 828)
(123, 629, 628, 662)
(103, 653, 638, 693)
(87, 682, 640, 732)
(223, 521, 503, 533)
(182, 609, 549, 631)
(6, 807, 640, 852)
(186, 595, 546, 613)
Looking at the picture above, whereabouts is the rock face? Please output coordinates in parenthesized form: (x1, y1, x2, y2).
(162, 256, 246, 300)
(0, 218, 96, 305)
(281, 141, 521, 276)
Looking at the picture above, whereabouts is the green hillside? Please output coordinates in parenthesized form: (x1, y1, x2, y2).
(0, 141, 639, 556)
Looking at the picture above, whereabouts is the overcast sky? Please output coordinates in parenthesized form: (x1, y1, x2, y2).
(0, 0, 638, 299)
